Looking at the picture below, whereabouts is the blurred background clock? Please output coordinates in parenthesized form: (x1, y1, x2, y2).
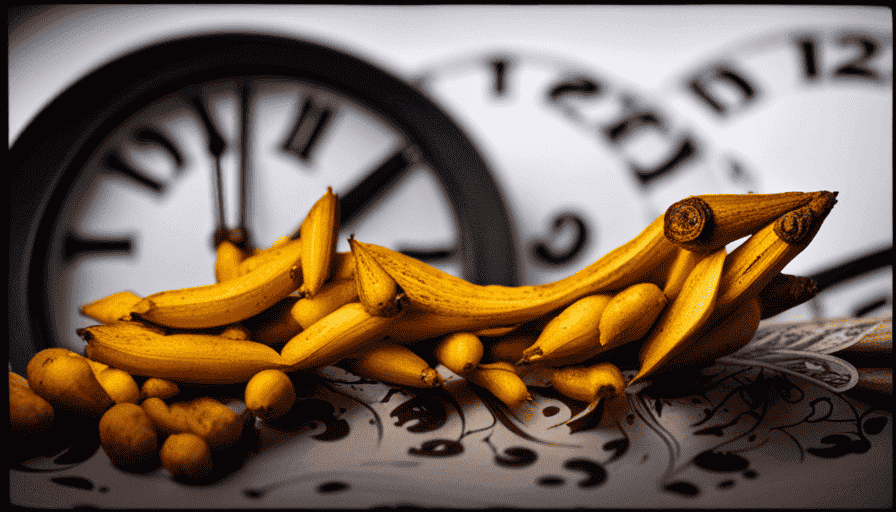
(9, 5, 892, 375)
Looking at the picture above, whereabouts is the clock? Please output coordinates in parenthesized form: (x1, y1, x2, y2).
(9, 6, 891, 375)
(8, 32, 519, 375)
(412, 18, 892, 324)
(9, 7, 892, 509)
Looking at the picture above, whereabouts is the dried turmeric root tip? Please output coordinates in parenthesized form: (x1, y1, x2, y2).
(466, 362, 532, 408)
(434, 332, 484, 375)
(713, 191, 837, 320)
(346, 343, 443, 388)
(663, 191, 826, 253)
(80, 290, 142, 324)
(598, 283, 667, 348)
(632, 246, 727, 385)
(550, 362, 625, 404)
(755, 273, 818, 319)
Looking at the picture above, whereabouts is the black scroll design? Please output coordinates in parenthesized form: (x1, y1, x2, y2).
(12, 355, 889, 505)
(621, 363, 890, 498)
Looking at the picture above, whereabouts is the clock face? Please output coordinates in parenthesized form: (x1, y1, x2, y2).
(414, 51, 752, 287)
(43, 75, 448, 350)
(8, 33, 519, 374)
(9, 6, 892, 376)
(411, 20, 892, 324)
(8, 8, 893, 508)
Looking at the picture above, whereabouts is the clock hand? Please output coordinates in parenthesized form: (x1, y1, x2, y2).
(211, 151, 228, 248)
(804, 245, 893, 319)
(287, 146, 417, 241)
(232, 78, 254, 252)
(187, 87, 229, 248)
(339, 146, 418, 227)
(808, 245, 893, 292)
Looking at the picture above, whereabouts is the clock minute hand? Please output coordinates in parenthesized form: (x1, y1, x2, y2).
(232, 78, 254, 252)
(187, 88, 229, 248)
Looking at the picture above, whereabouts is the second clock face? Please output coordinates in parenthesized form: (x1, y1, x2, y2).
(414, 22, 892, 323)
(10, 7, 892, 368)
(416, 52, 747, 287)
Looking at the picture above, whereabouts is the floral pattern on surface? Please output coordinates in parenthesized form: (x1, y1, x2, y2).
(10, 320, 891, 508)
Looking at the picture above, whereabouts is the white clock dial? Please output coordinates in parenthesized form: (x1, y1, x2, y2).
(416, 52, 755, 287)
(43, 76, 459, 352)
(9, 35, 519, 374)
(655, 26, 892, 322)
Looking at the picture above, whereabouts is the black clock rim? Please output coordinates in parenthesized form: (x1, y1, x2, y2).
(8, 31, 521, 374)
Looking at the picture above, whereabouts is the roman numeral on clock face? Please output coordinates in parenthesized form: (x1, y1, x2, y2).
(282, 97, 334, 163)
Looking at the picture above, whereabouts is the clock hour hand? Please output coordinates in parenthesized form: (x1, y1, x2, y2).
(807, 245, 893, 318)
(340, 146, 418, 227)
(809, 245, 892, 292)
(288, 146, 417, 240)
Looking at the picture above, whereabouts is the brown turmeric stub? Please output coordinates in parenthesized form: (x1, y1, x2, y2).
(756, 273, 818, 319)
(664, 191, 825, 253)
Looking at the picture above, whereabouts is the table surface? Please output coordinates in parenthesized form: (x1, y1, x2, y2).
(10, 318, 892, 509)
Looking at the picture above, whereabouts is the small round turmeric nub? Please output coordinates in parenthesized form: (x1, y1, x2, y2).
(141, 378, 180, 401)
(215, 240, 248, 283)
(347, 343, 444, 388)
(94, 367, 141, 404)
(99, 403, 158, 470)
(160, 433, 214, 482)
(142, 397, 193, 436)
(26, 348, 114, 417)
(466, 362, 532, 408)
(185, 397, 246, 451)
(290, 279, 359, 329)
(434, 332, 484, 375)
(350, 236, 402, 318)
(551, 362, 625, 404)
(598, 283, 667, 348)
(245, 369, 297, 422)
(10, 372, 55, 435)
